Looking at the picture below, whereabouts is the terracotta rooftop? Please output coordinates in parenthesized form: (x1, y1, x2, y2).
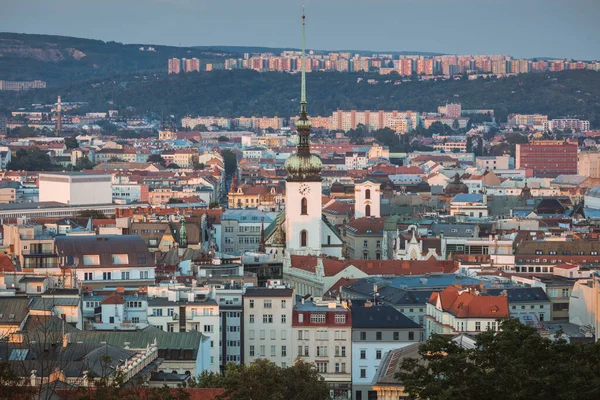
(429, 286, 510, 319)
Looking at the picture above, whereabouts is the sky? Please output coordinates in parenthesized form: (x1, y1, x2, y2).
(2, 0, 600, 60)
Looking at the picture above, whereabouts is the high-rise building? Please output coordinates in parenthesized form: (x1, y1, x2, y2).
(516, 141, 578, 178)
(168, 58, 181, 74)
(578, 152, 600, 178)
(56, 96, 62, 136)
(0, 80, 46, 91)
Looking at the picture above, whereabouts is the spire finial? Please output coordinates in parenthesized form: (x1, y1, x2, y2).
(301, 5, 307, 110)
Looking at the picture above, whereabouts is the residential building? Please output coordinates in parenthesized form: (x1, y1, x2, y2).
(168, 58, 181, 74)
(147, 294, 220, 372)
(486, 287, 551, 322)
(578, 152, 600, 178)
(55, 235, 155, 290)
(351, 303, 422, 400)
(0, 80, 46, 91)
(425, 286, 510, 338)
(516, 141, 578, 178)
(343, 217, 386, 260)
(449, 193, 488, 218)
(476, 155, 511, 170)
(243, 286, 294, 367)
(293, 297, 352, 398)
(221, 210, 273, 255)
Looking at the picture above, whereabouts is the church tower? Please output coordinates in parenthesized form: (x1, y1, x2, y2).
(284, 9, 323, 256)
(354, 179, 381, 218)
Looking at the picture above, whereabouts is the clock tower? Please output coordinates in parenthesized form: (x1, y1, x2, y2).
(284, 9, 323, 256)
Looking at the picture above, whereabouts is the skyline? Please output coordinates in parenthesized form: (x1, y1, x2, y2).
(2, 0, 600, 60)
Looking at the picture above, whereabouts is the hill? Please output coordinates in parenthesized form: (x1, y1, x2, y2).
(0, 32, 230, 85)
(2, 69, 600, 127)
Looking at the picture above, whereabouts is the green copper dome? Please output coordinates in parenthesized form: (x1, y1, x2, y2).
(285, 153, 322, 182)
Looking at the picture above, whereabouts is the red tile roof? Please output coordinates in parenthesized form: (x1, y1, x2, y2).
(429, 286, 510, 319)
(100, 292, 125, 305)
(0, 254, 16, 272)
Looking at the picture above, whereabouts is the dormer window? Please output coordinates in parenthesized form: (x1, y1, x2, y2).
(83, 255, 100, 266)
(112, 254, 129, 264)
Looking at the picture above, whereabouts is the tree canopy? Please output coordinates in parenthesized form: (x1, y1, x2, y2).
(397, 318, 600, 400)
(7, 147, 58, 171)
(190, 359, 330, 400)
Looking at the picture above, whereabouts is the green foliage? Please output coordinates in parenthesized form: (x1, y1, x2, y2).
(217, 136, 230, 142)
(190, 359, 330, 400)
(168, 198, 184, 204)
(397, 318, 600, 400)
(7, 147, 58, 171)
(78, 209, 107, 219)
(64, 137, 79, 149)
(0, 361, 33, 399)
(221, 150, 237, 176)
(193, 162, 205, 171)
(194, 124, 209, 132)
(2, 70, 598, 128)
(75, 156, 95, 170)
(0, 32, 228, 86)
(148, 154, 166, 166)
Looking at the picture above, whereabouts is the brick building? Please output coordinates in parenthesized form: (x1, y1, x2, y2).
(516, 141, 578, 177)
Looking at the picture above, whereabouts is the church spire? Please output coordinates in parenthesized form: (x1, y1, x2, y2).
(283, 6, 322, 182)
(300, 6, 307, 112)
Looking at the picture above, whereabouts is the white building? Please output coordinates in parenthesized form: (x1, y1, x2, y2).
(449, 193, 488, 218)
(293, 297, 353, 399)
(345, 152, 368, 170)
(354, 179, 381, 219)
(476, 155, 511, 170)
(425, 286, 510, 338)
(243, 286, 294, 368)
(351, 303, 423, 400)
(39, 172, 112, 205)
(147, 293, 220, 372)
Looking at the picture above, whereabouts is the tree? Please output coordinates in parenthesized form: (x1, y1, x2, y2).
(64, 137, 79, 149)
(78, 209, 107, 219)
(167, 163, 180, 169)
(193, 124, 209, 132)
(217, 136, 230, 142)
(148, 154, 166, 166)
(7, 147, 56, 171)
(193, 161, 205, 170)
(452, 119, 460, 130)
(397, 318, 600, 400)
(75, 156, 95, 171)
(168, 198, 184, 204)
(221, 149, 237, 176)
(191, 359, 329, 400)
(476, 136, 484, 156)
(466, 136, 473, 152)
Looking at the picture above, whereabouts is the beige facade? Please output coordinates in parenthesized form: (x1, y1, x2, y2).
(0, 187, 16, 204)
(578, 152, 600, 178)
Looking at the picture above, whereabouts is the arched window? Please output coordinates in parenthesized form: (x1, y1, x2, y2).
(365, 204, 371, 217)
(300, 230, 308, 247)
(365, 189, 371, 199)
(301, 197, 308, 215)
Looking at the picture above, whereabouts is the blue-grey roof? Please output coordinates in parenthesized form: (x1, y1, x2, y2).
(585, 187, 600, 198)
(486, 287, 550, 303)
(222, 209, 273, 223)
(351, 305, 420, 329)
(451, 193, 483, 203)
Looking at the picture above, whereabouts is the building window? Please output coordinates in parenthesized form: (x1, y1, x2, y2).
(475, 322, 481, 331)
(281, 346, 287, 357)
(335, 314, 346, 324)
(249, 314, 255, 323)
(409, 332, 414, 341)
(360, 368, 367, 378)
(317, 346, 328, 357)
(121, 271, 130, 280)
(365, 204, 371, 217)
(84, 272, 93, 281)
(376, 350, 382, 359)
(249, 345, 255, 357)
(259, 345, 265, 356)
(376, 332, 382, 340)
(363, 240, 368, 248)
(316, 362, 328, 373)
(249, 299, 254, 308)
(365, 189, 371, 200)
(131, 317, 139, 323)
(301, 197, 308, 215)
(341, 346, 346, 357)
(264, 300, 272, 309)
(393, 332, 399, 340)
(281, 314, 287, 323)
(360, 349, 366, 359)
(281, 300, 287, 309)
(263, 314, 273, 323)
(310, 314, 325, 323)
(102, 272, 112, 280)
(300, 230, 308, 247)
(360, 332, 366, 340)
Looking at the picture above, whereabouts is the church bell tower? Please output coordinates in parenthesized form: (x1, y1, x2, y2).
(284, 8, 323, 256)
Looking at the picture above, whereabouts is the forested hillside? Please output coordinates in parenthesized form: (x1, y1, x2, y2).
(1, 69, 599, 127)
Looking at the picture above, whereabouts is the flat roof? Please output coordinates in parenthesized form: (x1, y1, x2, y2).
(0, 201, 117, 211)
(38, 172, 110, 176)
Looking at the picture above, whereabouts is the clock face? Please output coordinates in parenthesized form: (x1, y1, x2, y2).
(299, 183, 311, 195)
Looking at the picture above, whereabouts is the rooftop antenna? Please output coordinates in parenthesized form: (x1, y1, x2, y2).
(300, 5, 307, 114)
